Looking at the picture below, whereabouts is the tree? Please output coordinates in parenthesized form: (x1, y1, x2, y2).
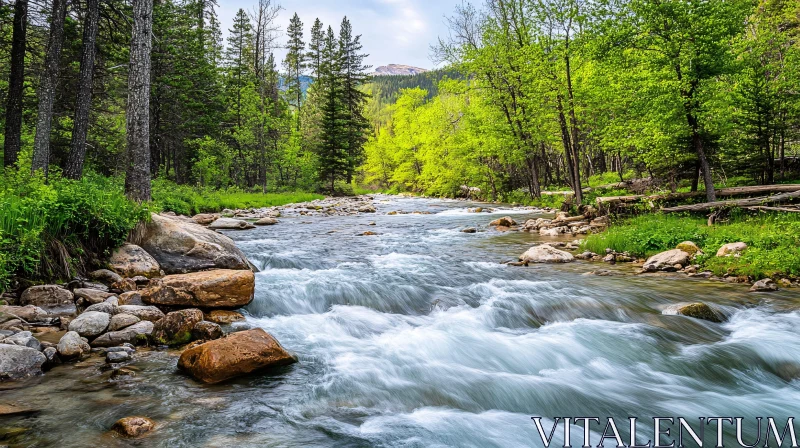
(338, 16, 370, 183)
(31, 0, 68, 176)
(316, 25, 347, 192)
(3, 0, 27, 167)
(125, 0, 154, 202)
(283, 12, 306, 129)
(307, 18, 324, 79)
(64, 0, 100, 179)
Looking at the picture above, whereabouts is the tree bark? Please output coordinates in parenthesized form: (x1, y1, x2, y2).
(64, 0, 100, 179)
(3, 0, 28, 168)
(125, 0, 154, 202)
(31, 0, 68, 176)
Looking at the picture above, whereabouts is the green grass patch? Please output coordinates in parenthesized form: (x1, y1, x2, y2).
(581, 212, 800, 279)
(151, 179, 323, 216)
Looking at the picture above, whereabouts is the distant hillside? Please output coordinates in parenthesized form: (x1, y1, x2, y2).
(369, 69, 463, 104)
(372, 64, 429, 76)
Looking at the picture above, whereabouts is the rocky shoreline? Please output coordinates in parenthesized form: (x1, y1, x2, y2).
(0, 195, 794, 439)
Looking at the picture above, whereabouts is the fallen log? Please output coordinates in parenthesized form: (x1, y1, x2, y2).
(744, 206, 800, 213)
(597, 184, 800, 205)
(661, 189, 800, 213)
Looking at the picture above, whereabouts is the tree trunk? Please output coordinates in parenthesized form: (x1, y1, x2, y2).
(3, 0, 28, 168)
(64, 0, 100, 179)
(31, 0, 68, 176)
(125, 0, 154, 202)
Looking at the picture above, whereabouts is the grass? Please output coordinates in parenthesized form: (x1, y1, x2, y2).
(152, 179, 323, 216)
(581, 212, 800, 280)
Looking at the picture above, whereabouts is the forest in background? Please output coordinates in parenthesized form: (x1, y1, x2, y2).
(362, 0, 800, 205)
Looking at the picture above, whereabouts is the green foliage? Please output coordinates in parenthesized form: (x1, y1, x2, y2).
(150, 179, 323, 216)
(0, 170, 149, 290)
(582, 212, 800, 279)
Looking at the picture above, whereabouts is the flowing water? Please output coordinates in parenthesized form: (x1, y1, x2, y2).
(3, 196, 800, 447)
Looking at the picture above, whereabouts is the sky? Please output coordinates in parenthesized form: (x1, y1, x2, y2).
(217, 0, 461, 71)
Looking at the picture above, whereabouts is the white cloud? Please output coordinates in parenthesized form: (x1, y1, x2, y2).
(216, 0, 459, 70)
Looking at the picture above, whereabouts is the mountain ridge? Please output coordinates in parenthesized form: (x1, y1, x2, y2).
(372, 64, 429, 76)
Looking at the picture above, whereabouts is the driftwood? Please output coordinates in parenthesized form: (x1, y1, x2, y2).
(597, 184, 800, 205)
(743, 206, 800, 213)
(661, 189, 800, 213)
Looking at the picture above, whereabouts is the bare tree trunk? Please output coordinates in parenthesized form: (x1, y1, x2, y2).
(64, 0, 100, 179)
(125, 0, 154, 202)
(3, 0, 28, 168)
(31, 0, 68, 176)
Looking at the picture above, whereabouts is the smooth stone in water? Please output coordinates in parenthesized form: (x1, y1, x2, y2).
(520, 244, 574, 263)
(57, 331, 91, 359)
(750, 278, 778, 292)
(107, 351, 132, 363)
(0, 344, 47, 380)
(254, 217, 278, 225)
(207, 217, 255, 230)
(111, 416, 155, 438)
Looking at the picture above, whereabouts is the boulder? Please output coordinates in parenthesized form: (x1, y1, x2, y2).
(91, 321, 154, 348)
(716, 242, 748, 257)
(204, 310, 245, 325)
(108, 243, 162, 278)
(57, 331, 91, 359)
(539, 226, 568, 236)
(192, 321, 223, 341)
(109, 314, 141, 331)
(132, 213, 253, 274)
(118, 291, 145, 306)
(68, 311, 111, 338)
(107, 351, 132, 363)
(207, 218, 255, 230)
(151, 309, 204, 346)
(111, 278, 137, 293)
(750, 278, 778, 292)
(74, 288, 115, 306)
(676, 241, 701, 256)
(177, 328, 297, 384)
(669, 303, 723, 323)
(88, 269, 124, 285)
(358, 205, 376, 213)
(20, 285, 73, 309)
(111, 416, 155, 438)
(461, 227, 477, 233)
(642, 249, 691, 272)
(141, 270, 255, 309)
(0, 305, 48, 322)
(83, 301, 115, 315)
(254, 217, 278, 226)
(192, 213, 220, 226)
(520, 244, 574, 263)
(114, 305, 165, 322)
(489, 216, 517, 227)
(1, 331, 41, 351)
(0, 345, 46, 380)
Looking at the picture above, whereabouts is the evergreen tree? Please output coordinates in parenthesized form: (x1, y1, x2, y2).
(283, 12, 306, 129)
(307, 18, 324, 80)
(338, 17, 370, 182)
(316, 25, 347, 192)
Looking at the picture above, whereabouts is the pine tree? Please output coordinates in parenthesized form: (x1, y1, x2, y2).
(307, 18, 324, 80)
(125, 0, 154, 202)
(338, 17, 371, 182)
(316, 25, 347, 192)
(283, 12, 306, 129)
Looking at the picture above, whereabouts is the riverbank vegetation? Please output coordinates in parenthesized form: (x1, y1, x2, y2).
(360, 0, 800, 205)
(582, 213, 800, 279)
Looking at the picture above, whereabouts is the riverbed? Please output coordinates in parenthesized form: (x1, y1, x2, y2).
(3, 196, 800, 447)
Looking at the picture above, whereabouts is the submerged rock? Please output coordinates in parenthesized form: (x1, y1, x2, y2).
(108, 243, 162, 278)
(520, 244, 574, 263)
(111, 416, 155, 438)
(106, 351, 132, 363)
(642, 249, 690, 272)
(142, 270, 255, 309)
(151, 309, 204, 346)
(254, 217, 278, 225)
(0, 344, 46, 380)
(750, 278, 778, 292)
(667, 303, 724, 323)
(133, 213, 253, 274)
(177, 328, 297, 384)
(208, 217, 256, 230)
(461, 227, 477, 233)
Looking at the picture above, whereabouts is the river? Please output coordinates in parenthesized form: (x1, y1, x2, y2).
(3, 196, 800, 447)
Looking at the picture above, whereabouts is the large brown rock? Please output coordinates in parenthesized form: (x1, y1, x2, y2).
(192, 213, 220, 226)
(142, 270, 255, 309)
(151, 309, 204, 346)
(108, 243, 161, 278)
(0, 305, 48, 322)
(114, 305, 165, 322)
(132, 213, 253, 274)
(205, 310, 245, 324)
(19, 285, 73, 309)
(489, 216, 517, 227)
(177, 328, 297, 384)
(111, 416, 155, 438)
